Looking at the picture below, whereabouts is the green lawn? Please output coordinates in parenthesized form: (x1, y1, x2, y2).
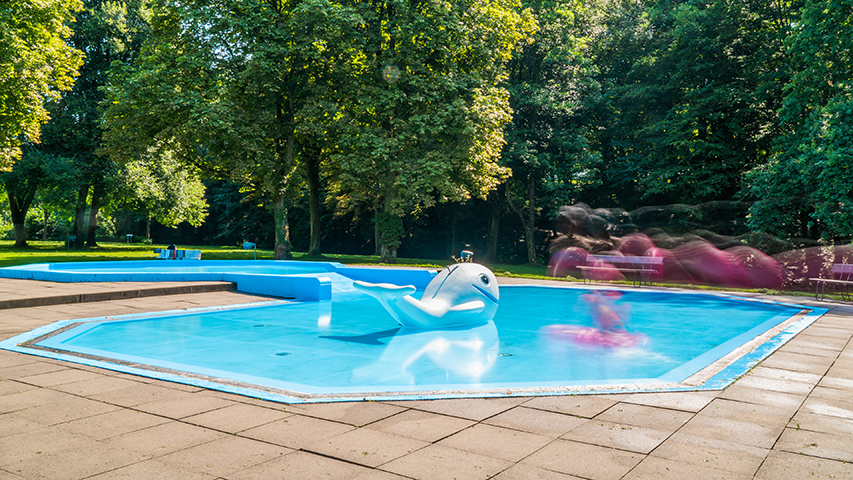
(0, 240, 550, 276)
(0, 240, 824, 299)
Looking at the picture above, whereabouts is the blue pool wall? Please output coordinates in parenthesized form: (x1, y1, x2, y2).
(0, 260, 439, 301)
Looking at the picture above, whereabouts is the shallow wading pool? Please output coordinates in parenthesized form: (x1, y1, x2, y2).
(0, 261, 826, 403)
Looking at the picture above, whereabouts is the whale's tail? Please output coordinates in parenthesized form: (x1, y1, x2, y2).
(352, 281, 417, 299)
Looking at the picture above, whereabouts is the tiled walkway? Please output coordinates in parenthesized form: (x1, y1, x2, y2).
(1, 278, 852, 479)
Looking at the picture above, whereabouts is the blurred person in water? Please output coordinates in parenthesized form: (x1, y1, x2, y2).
(582, 290, 631, 332)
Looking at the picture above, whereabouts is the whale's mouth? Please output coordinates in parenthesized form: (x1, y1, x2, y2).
(472, 284, 498, 304)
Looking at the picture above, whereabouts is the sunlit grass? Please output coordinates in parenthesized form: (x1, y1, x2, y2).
(0, 240, 830, 300)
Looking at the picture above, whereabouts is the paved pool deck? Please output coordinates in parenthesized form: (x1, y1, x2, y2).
(1, 277, 852, 479)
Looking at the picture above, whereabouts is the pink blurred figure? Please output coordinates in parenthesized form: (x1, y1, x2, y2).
(547, 247, 590, 278)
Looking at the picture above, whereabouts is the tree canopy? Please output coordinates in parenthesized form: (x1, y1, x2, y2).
(0, 0, 84, 167)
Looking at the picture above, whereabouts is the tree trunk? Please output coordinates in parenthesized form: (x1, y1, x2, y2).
(484, 187, 503, 262)
(525, 174, 537, 265)
(506, 176, 539, 265)
(450, 203, 459, 258)
(146, 215, 151, 240)
(378, 172, 399, 264)
(305, 145, 322, 256)
(272, 97, 295, 260)
(42, 209, 50, 240)
(73, 184, 89, 248)
(273, 194, 293, 260)
(85, 182, 104, 247)
(7, 188, 35, 248)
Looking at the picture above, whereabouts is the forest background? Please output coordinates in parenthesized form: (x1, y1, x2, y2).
(2, 0, 850, 266)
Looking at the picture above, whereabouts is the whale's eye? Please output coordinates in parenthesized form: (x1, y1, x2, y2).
(479, 274, 490, 286)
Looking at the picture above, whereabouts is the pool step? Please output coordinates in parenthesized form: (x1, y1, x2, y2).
(0, 281, 236, 310)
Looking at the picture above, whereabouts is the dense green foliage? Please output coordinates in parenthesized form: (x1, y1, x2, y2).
(0, 0, 84, 166)
(2, 0, 851, 264)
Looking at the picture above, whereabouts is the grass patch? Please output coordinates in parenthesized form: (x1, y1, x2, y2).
(0, 240, 836, 301)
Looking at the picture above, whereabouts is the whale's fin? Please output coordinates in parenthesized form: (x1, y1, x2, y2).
(448, 300, 485, 313)
(353, 281, 417, 299)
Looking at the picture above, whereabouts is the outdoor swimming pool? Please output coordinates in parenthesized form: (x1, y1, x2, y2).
(0, 261, 826, 403)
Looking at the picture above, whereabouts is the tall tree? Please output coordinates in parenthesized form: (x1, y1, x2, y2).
(0, 0, 84, 167)
(745, 0, 853, 240)
(332, 0, 535, 262)
(116, 143, 208, 239)
(38, 0, 152, 247)
(588, 0, 800, 208)
(102, 0, 362, 259)
(502, 0, 603, 264)
(0, 148, 74, 246)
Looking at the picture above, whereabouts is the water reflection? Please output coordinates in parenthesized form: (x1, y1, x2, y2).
(326, 321, 499, 385)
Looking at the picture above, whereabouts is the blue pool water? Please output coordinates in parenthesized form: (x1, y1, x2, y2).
(0, 261, 825, 402)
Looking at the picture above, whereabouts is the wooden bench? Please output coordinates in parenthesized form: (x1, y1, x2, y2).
(809, 264, 853, 301)
(577, 254, 663, 286)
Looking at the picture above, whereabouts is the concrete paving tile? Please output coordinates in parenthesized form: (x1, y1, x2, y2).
(522, 438, 644, 480)
(0, 351, 38, 368)
(438, 423, 552, 462)
(56, 408, 171, 440)
(824, 362, 853, 380)
(594, 403, 693, 431)
(781, 332, 849, 350)
(799, 397, 853, 421)
(0, 467, 25, 479)
(85, 458, 212, 479)
(239, 414, 355, 449)
(81, 379, 195, 407)
(2, 438, 149, 480)
(789, 411, 853, 436)
(0, 428, 84, 467)
(12, 367, 107, 388)
(228, 450, 373, 479)
(50, 374, 155, 398)
(522, 395, 620, 418)
(648, 431, 768, 476)
(677, 413, 783, 449)
(307, 427, 428, 467)
(560, 420, 670, 454)
(492, 463, 583, 480)
(754, 450, 853, 479)
(757, 350, 835, 375)
(287, 400, 406, 426)
(747, 365, 822, 385)
(350, 470, 409, 480)
(159, 434, 292, 476)
(484, 405, 587, 438)
(778, 343, 842, 358)
(104, 420, 227, 458)
(795, 325, 852, 339)
(621, 391, 718, 412)
(389, 396, 528, 421)
(2, 386, 86, 414)
(0, 379, 37, 397)
(0, 412, 41, 437)
(0, 360, 67, 380)
(13, 392, 120, 426)
(699, 398, 792, 428)
(623, 455, 744, 479)
(717, 384, 805, 414)
(774, 427, 853, 462)
(183, 402, 292, 433)
(134, 391, 235, 419)
(381, 444, 512, 480)
(732, 372, 816, 395)
(365, 409, 475, 443)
